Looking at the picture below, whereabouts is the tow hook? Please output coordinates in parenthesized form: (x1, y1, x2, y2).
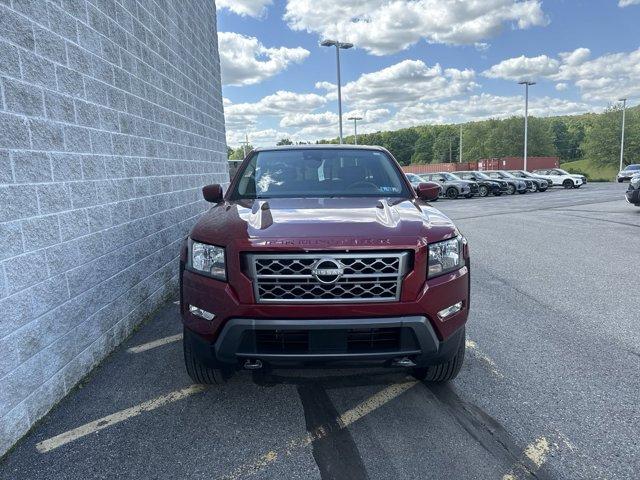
(392, 357, 417, 367)
(244, 359, 263, 370)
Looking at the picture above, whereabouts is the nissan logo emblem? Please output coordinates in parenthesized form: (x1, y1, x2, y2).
(311, 259, 344, 284)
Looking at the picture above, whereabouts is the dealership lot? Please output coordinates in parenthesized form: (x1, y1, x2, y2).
(1, 183, 638, 480)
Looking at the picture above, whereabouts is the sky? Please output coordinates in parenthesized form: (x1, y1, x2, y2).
(216, 0, 640, 147)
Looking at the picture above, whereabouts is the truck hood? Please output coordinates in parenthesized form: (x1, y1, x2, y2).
(191, 197, 458, 246)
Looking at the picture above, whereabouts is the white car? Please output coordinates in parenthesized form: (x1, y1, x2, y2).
(533, 168, 585, 189)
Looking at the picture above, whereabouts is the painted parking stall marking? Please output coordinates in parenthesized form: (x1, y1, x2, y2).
(127, 333, 183, 354)
(35, 385, 207, 453)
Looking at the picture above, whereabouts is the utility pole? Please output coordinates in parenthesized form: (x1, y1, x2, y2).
(241, 132, 249, 158)
(619, 98, 627, 171)
(459, 124, 463, 163)
(518, 81, 536, 171)
(321, 40, 354, 144)
(348, 116, 363, 144)
(449, 138, 452, 162)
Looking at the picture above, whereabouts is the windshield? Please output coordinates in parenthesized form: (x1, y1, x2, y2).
(555, 169, 570, 175)
(441, 172, 462, 181)
(625, 165, 640, 171)
(231, 149, 412, 199)
(498, 171, 516, 178)
(471, 172, 491, 180)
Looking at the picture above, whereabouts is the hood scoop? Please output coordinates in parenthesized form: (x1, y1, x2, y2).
(375, 198, 401, 228)
(247, 201, 273, 230)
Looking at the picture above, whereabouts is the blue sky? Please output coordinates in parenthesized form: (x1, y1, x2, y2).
(216, 0, 640, 146)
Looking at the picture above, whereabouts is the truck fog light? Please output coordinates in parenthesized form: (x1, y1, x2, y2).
(437, 301, 463, 321)
(189, 305, 215, 321)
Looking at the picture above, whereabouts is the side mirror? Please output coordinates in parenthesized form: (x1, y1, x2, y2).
(415, 182, 440, 202)
(202, 184, 223, 203)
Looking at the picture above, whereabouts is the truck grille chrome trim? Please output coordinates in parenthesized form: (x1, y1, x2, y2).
(246, 252, 410, 303)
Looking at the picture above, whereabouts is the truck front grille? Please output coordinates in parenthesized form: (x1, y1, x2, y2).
(246, 252, 410, 303)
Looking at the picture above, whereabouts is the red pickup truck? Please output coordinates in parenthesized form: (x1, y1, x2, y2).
(180, 146, 470, 384)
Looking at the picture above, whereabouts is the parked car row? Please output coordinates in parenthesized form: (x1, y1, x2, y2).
(405, 168, 584, 199)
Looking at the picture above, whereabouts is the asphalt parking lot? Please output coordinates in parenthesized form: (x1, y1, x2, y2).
(1, 182, 638, 480)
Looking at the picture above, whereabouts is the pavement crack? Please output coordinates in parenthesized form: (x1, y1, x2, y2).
(550, 211, 640, 228)
(454, 198, 621, 220)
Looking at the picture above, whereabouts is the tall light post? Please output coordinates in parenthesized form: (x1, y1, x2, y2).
(459, 124, 463, 163)
(321, 40, 353, 144)
(519, 81, 536, 171)
(619, 98, 627, 171)
(348, 116, 362, 144)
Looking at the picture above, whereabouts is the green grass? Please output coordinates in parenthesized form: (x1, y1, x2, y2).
(560, 159, 618, 182)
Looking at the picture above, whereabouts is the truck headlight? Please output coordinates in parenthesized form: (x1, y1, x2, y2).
(189, 239, 226, 280)
(428, 236, 465, 278)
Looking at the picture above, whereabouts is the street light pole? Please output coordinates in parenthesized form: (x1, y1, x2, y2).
(459, 124, 463, 163)
(321, 40, 353, 144)
(619, 98, 627, 171)
(518, 81, 535, 171)
(348, 116, 362, 144)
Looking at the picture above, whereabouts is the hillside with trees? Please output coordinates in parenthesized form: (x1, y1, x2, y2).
(226, 105, 639, 172)
(317, 105, 640, 168)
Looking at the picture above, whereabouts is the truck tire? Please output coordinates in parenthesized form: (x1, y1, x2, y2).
(446, 187, 458, 199)
(412, 329, 465, 383)
(183, 328, 226, 385)
(563, 179, 573, 189)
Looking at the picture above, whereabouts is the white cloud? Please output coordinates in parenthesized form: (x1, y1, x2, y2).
(483, 54, 560, 81)
(555, 83, 568, 91)
(284, 0, 548, 55)
(484, 47, 640, 101)
(340, 60, 478, 109)
(280, 108, 390, 129)
(226, 91, 327, 117)
(553, 48, 640, 100)
(217, 0, 273, 18)
(558, 47, 591, 66)
(388, 93, 595, 127)
(619, 0, 640, 7)
(227, 128, 294, 147)
(225, 91, 327, 137)
(219, 32, 310, 86)
(280, 112, 338, 128)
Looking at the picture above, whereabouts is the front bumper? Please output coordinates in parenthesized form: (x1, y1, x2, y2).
(185, 316, 465, 369)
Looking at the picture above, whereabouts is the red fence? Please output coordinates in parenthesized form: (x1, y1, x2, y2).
(403, 157, 559, 174)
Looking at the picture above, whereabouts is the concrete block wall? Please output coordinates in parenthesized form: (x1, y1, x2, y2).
(0, 0, 228, 455)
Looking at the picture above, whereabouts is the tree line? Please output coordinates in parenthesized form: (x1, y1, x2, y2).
(228, 104, 639, 168)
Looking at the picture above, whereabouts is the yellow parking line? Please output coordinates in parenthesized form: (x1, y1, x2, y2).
(502, 435, 572, 479)
(221, 380, 419, 480)
(36, 385, 207, 453)
(465, 339, 504, 378)
(338, 381, 418, 427)
(524, 436, 551, 468)
(127, 333, 183, 354)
